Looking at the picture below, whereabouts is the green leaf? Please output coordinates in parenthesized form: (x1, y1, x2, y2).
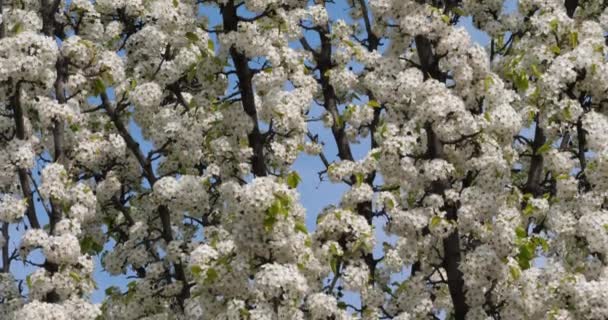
(514, 70, 529, 92)
(105, 286, 120, 296)
(533, 236, 549, 252)
(173, 0, 179, 7)
(550, 19, 559, 32)
(385, 197, 395, 210)
(562, 104, 573, 120)
(80, 236, 103, 255)
(590, 63, 598, 76)
(395, 280, 409, 295)
(264, 213, 278, 228)
(371, 150, 381, 161)
(484, 112, 491, 122)
(204, 268, 218, 284)
(187, 64, 197, 82)
(304, 238, 312, 247)
(93, 78, 106, 96)
(351, 239, 365, 253)
(549, 44, 561, 55)
(407, 193, 416, 207)
(12, 22, 23, 34)
(355, 173, 364, 186)
(509, 266, 521, 280)
(329, 243, 340, 256)
(101, 71, 115, 86)
(286, 171, 302, 189)
(275, 193, 291, 209)
(430, 216, 442, 227)
(208, 39, 215, 51)
(569, 31, 578, 48)
(530, 64, 542, 78)
(191, 265, 202, 278)
(334, 114, 344, 128)
(69, 271, 82, 282)
(523, 203, 535, 216)
(26, 275, 32, 288)
(70, 123, 80, 132)
(294, 222, 308, 234)
(334, 210, 342, 220)
(127, 281, 137, 290)
(484, 75, 494, 92)
(343, 105, 355, 121)
(337, 301, 347, 310)
(329, 256, 339, 274)
(263, 206, 279, 232)
(268, 200, 281, 217)
(517, 243, 534, 270)
(316, 213, 326, 225)
(515, 226, 527, 239)
(452, 7, 465, 16)
(537, 142, 552, 155)
(185, 32, 199, 43)
(368, 100, 381, 108)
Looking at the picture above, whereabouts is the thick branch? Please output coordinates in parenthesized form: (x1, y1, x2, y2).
(12, 84, 41, 229)
(1, 222, 8, 273)
(524, 119, 546, 196)
(222, 1, 267, 177)
(565, 0, 578, 18)
(47, 56, 70, 233)
(317, 28, 354, 162)
(100, 92, 190, 307)
(416, 35, 468, 320)
(576, 119, 586, 171)
(415, 36, 445, 81)
(307, 6, 380, 310)
(357, 0, 380, 50)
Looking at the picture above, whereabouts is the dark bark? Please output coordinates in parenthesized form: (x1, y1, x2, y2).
(524, 120, 546, 196)
(302, 1, 383, 312)
(576, 119, 586, 171)
(1, 222, 8, 273)
(356, 0, 380, 50)
(222, 1, 267, 177)
(565, 0, 579, 18)
(317, 28, 355, 162)
(101, 93, 190, 308)
(12, 83, 41, 230)
(47, 11, 69, 234)
(0, 0, 4, 38)
(415, 36, 445, 82)
(416, 36, 469, 320)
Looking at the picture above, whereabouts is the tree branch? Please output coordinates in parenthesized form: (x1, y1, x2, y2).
(1, 222, 9, 273)
(415, 32, 469, 319)
(222, 0, 267, 177)
(100, 92, 190, 308)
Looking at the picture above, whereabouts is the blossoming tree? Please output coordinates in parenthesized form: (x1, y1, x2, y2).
(1, 0, 608, 319)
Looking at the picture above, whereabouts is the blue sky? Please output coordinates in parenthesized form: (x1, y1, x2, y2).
(3, 0, 522, 308)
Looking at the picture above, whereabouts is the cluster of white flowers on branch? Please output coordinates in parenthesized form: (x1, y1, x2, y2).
(0, 0, 608, 319)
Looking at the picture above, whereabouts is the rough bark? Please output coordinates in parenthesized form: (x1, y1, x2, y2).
(222, 0, 267, 177)
(101, 93, 190, 308)
(416, 36, 469, 320)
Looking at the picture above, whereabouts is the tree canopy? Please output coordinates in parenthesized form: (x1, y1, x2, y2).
(1, 0, 608, 319)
